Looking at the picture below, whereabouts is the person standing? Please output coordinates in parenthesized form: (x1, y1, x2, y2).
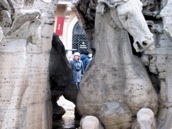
(70, 52, 84, 90)
(80, 50, 90, 71)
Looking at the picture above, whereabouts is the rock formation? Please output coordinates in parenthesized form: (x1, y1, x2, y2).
(76, 0, 158, 129)
(1, 0, 172, 128)
(79, 115, 104, 129)
(142, 1, 172, 128)
(73, 0, 172, 128)
(0, 0, 58, 128)
(132, 108, 156, 129)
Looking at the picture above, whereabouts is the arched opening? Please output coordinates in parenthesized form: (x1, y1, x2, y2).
(72, 22, 90, 53)
(53, 96, 79, 129)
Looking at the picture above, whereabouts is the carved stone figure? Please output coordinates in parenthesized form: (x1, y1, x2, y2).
(0, 0, 58, 128)
(97, 0, 155, 52)
(141, 0, 172, 128)
(132, 108, 156, 129)
(1, 0, 172, 128)
(79, 115, 104, 129)
(140, 0, 157, 16)
(76, 0, 158, 128)
(74, 0, 172, 128)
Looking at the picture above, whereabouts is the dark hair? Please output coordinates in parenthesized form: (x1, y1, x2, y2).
(80, 50, 89, 55)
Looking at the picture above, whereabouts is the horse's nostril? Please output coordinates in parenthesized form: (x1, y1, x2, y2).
(142, 42, 147, 46)
(136, 41, 143, 49)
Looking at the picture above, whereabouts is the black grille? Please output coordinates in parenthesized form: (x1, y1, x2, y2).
(72, 22, 90, 53)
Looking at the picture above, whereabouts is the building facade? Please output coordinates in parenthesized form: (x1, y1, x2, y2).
(54, 0, 90, 56)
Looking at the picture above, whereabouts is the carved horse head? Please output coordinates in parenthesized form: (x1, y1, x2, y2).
(97, 0, 155, 52)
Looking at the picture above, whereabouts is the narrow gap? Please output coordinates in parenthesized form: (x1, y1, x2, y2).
(50, 33, 81, 129)
(53, 96, 80, 129)
(51, 2, 92, 129)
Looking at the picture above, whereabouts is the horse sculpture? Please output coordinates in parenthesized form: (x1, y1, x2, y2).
(97, 0, 155, 52)
(77, 0, 158, 128)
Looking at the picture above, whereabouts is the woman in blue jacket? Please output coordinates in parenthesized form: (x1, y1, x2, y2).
(70, 52, 84, 89)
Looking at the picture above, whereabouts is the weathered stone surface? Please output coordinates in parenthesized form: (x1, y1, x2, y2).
(79, 115, 104, 129)
(0, 0, 172, 128)
(77, 1, 158, 127)
(75, 0, 172, 129)
(140, 0, 157, 16)
(132, 108, 156, 129)
(160, 0, 172, 41)
(75, 0, 172, 128)
(141, 0, 172, 128)
(0, 0, 58, 128)
(77, 28, 158, 128)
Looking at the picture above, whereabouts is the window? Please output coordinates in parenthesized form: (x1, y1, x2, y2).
(72, 22, 90, 53)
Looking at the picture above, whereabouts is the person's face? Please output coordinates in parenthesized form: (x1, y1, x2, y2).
(74, 55, 80, 60)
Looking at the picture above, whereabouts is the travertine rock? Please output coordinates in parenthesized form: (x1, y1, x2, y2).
(1, 0, 172, 128)
(160, 0, 172, 41)
(77, 1, 158, 129)
(140, 0, 157, 16)
(142, 1, 172, 129)
(0, 27, 3, 41)
(97, 0, 155, 52)
(79, 115, 104, 129)
(74, 0, 172, 128)
(132, 108, 156, 129)
(0, 0, 58, 128)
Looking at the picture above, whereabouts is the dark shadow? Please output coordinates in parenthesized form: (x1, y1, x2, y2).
(49, 33, 80, 127)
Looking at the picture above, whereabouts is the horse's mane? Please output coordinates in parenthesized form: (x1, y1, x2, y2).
(97, 0, 129, 8)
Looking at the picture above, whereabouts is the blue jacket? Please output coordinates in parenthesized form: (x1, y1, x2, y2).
(70, 60, 84, 83)
(80, 54, 90, 71)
